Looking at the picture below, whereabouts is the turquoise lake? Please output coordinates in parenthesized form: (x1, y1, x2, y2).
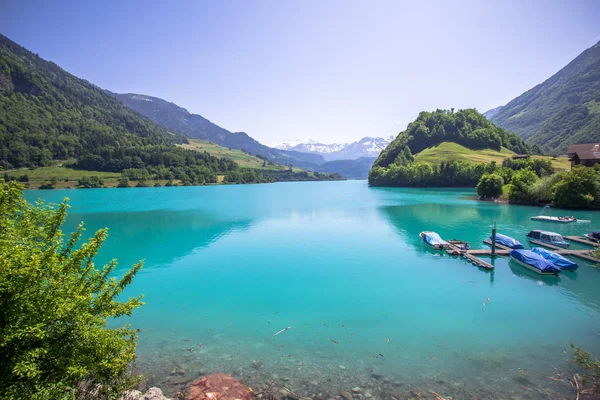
(27, 180, 600, 399)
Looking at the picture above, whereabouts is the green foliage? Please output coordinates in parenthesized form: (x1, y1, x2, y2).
(476, 173, 504, 198)
(491, 41, 600, 154)
(0, 179, 143, 399)
(571, 343, 600, 394)
(260, 170, 343, 182)
(135, 180, 150, 187)
(77, 176, 104, 189)
(501, 157, 554, 177)
(38, 181, 55, 190)
(553, 166, 600, 209)
(507, 168, 539, 203)
(117, 177, 129, 188)
(369, 160, 486, 187)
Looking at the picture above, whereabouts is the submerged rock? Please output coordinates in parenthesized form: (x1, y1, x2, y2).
(340, 391, 353, 400)
(118, 390, 143, 400)
(188, 373, 252, 400)
(143, 387, 171, 400)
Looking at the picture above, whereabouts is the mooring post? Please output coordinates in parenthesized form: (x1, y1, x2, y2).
(491, 222, 496, 257)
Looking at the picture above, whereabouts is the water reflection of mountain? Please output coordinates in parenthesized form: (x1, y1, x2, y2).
(64, 210, 254, 270)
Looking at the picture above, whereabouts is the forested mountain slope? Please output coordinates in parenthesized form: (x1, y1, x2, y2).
(114, 93, 325, 169)
(490, 41, 600, 154)
(0, 33, 201, 170)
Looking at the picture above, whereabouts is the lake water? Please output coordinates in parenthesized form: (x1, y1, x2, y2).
(27, 180, 600, 399)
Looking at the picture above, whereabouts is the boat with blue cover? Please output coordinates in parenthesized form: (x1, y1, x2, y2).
(509, 249, 562, 275)
(490, 233, 524, 249)
(420, 231, 449, 250)
(531, 247, 578, 271)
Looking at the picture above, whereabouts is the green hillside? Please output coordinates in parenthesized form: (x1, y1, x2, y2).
(180, 139, 302, 171)
(413, 142, 515, 164)
(369, 109, 529, 187)
(490, 41, 600, 154)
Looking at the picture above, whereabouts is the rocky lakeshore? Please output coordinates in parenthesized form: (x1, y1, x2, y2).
(131, 355, 581, 400)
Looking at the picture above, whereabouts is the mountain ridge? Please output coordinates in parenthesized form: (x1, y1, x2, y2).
(113, 92, 326, 169)
(274, 136, 393, 161)
(490, 40, 600, 154)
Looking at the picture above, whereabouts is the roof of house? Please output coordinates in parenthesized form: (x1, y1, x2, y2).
(568, 143, 600, 154)
(573, 150, 600, 160)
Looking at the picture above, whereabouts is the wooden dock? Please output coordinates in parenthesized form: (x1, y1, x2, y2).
(482, 238, 512, 250)
(565, 236, 599, 248)
(527, 239, 563, 250)
(462, 252, 495, 270)
(444, 237, 600, 271)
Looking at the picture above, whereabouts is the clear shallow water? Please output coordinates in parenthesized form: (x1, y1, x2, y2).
(27, 181, 600, 399)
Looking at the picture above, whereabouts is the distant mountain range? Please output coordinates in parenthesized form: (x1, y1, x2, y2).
(487, 40, 600, 155)
(113, 93, 325, 169)
(114, 93, 378, 178)
(273, 136, 393, 161)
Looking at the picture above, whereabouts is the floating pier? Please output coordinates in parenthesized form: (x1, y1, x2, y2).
(565, 236, 599, 248)
(482, 238, 511, 251)
(444, 235, 600, 272)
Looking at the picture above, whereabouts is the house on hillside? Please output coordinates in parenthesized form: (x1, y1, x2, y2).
(567, 143, 600, 168)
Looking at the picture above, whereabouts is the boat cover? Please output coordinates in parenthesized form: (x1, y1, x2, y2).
(590, 232, 600, 240)
(423, 232, 448, 247)
(509, 250, 561, 273)
(531, 247, 578, 271)
(491, 233, 524, 249)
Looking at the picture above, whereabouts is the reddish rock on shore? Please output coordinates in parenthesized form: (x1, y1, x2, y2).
(188, 374, 252, 400)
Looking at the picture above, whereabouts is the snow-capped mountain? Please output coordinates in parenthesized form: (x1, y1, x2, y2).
(273, 136, 394, 161)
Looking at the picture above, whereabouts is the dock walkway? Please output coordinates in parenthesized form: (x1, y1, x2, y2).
(565, 236, 599, 248)
(444, 237, 600, 271)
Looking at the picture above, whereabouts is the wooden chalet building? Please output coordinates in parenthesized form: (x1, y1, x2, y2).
(567, 143, 600, 168)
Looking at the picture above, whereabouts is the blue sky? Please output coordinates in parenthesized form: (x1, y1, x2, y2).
(2, 0, 600, 145)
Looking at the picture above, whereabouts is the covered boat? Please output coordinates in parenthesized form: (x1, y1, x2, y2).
(585, 231, 600, 243)
(420, 231, 449, 250)
(490, 233, 524, 249)
(509, 250, 561, 275)
(531, 247, 578, 271)
(526, 230, 570, 248)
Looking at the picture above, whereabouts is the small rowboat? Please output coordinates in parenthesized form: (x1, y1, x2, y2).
(420, 231, 449, 250)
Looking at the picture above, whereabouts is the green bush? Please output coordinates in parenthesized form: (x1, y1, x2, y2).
(117, 177, 130, 188)
(553, 166, 600, 209)
(476, 173, 504, 198)
(0, 179, 144, 399)
(77, 176, 104, 188)
(38, 181, 55, 190)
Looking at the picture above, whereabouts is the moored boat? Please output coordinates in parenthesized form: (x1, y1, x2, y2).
(531, 247, 578, 271)
(490, 233, 524, 249)
(509, 249, 561, 275)
(526, 230, 570, 248)
(585, 232, 600, 243)
(531, 215, 577, 223)
(420, 231, 449, 250)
